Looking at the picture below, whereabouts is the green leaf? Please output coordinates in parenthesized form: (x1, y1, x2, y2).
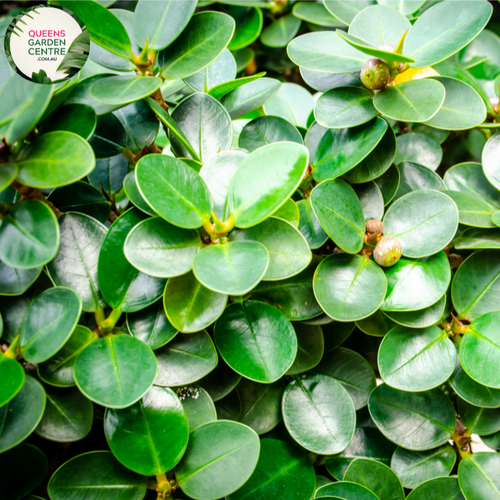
(312, 117, 388, 182)
(314, 253, 387, 321)
(292, 2, 344, 27)
(221, 78, 281, 120)
(252, 258, 323, 320)
(403, 1, 493, 68)
(47, 451, 147, 500)
(383, 190, 458, 258)
(228, 7, 263, 51)
(180, 386, 217, 433)
(460, 311, 500, 389)
(445, 162, 500, 210)
(354, 182, 384, 221)
(88, 113, 127, 158)
(0, 261, 41, 297)
(344, 458, 405, 500)
(98, 209, 166, 312)
(0, 443, 48, 500)
(425, 77, 486, 130)
(274, 198, 300, 228)
(391, 445, 457, 490)
(407, 476, 464, 500)
(185, 49, 236, 93)
(316, 347, 376, 409)
(91, 76, 162, 106)
(37, 326, 97, 387)
(214, 300, 297, 383)
(133, 0, 197, 50)
(227, 439, 315, 500)
(0, 376, 45, 453)
(57, 31, 90, 72)
(136, 155, 212, 229)
(208, 73, 266, 101)
(326, 427, 396, 481)
(199, 359, 241, 402)
(344, 124, 396, 184)
(394, 161, 446, 201)
(123, 172, 155, 216)
(381, 253, 451, 312)
(215, 390, 241, 421)
(38, 103, 96, 140)
(375, 164, 400, 205)
(15, 131, 95, 189)
(283, 373, 356, 454)
(237, 378, 284, 434)
(458, 453, 500, 500)
(0, 164, 17, 193)
(21, 287, 82, 364)
(483, 132, 500, 192)
(374, 80, 445, 123)
(368, 384, 455, 450)
(170, 93, 233, 162)
(35, 385, 93, 443)
(287, 32, 368, 73)
(356, 310, 397, 337)
(74, 334, 157, 408)
(286, 323, 324, 375)
(0, 76, 52, 145)
(239, 116, 303, 153)
(155, 330, 218, 387)
(232, 217, 311, 281)
(310, 179, 365, 254)
(175, 421, 260, 500)
(297, 199, 329, 250)
(459, 397, 500, 436)
(378, 325, 455, 392)
(105, 386, 188, 475)
(164, 271, 227, 333)
(324, 0, 375, 25)
(443, 190, 496, 228)
(59, 1, 132, 58)
(193, 241, 268, 295)
(315, 87, 377, 129)
(124, 217, 200, 278)
(394, 133, 442, 171)
(47, 213, 106, 312)
(0, 354, 24, 407)
(452, 249, 500, 320)
(316, 481, 379, 500)
(89, 155, 128, 196)
(229, 142, 309, 228)
(261, 13, 301, 48)
(382, 295, 446, 329)
(127, 301, 178, 350)
(320, 320, 356, 349)
(159, 12, 236, 79)
(0, 200, 59, 269)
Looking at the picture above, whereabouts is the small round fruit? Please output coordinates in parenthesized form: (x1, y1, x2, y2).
(361, 58, 390, 90)
(373, 236, 402, 267)
(366, 218, 384, 236)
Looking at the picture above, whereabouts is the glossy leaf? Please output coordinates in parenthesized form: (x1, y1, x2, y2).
(180, 386, 217, 432)
(297, 199, 329, 250)
(310, 179, 365, 254)
(263, 83, 314, 128)
(159, 12, 236, 79)
(407, 477, 465, 500)
(227, 6, 263, 51)
(382, 295, 446, 329)
(368, 384, 455, 450)
(482, 132, 500, 192)
(229, 142, 309, 228)
(0, 376, 46, 453)
(315, 87, 377, 129)
(91, 76, 162, 106)
(378, 325, 455, 392)
(0, 355, 25, 407)
(261, 13, 301, 48)
(443, 190, 496, 228)
(394, 161, 446, 201)
(38, 103, 96, 140)
(316, 481, 379, 500)
(0, 261, 41, 297)
(286, 323, 324, 375)
(458, 453, 500, 500)
(164, 271, 227, 333)
(105, 386, 188, 476)
(47, 451, 147, 500)
(185, 49, 236, 93)
(74, 334, 157, 408)
(240, 116, 303, 152)
(175, 421, 260, 500)
(459, 397, 500, 436)
(214, 300, 297, 383)
(373, 79, 445, 123)
(394, 133, 442, 171)
(155, 330, 218, 387)
(381, 253, 451, 312)
(314, 253, 387, 322)
(283, 373, 356, 454)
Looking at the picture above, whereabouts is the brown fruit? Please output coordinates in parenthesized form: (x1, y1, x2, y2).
(373, 236, 402, 267)
(365, 218, 384, 236)
(361, 58, 390, 90)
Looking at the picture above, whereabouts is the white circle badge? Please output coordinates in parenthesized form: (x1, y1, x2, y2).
(4, 4, 89, 84)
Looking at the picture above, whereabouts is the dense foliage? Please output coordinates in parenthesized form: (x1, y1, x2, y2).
(2, 0, 500, 499)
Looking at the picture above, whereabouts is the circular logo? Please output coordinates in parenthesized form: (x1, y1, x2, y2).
(4, 4, 89, 84)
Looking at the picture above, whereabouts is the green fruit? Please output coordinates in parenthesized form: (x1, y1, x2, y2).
(373, 236, 402, 267)
(360, 58, 390, 90)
